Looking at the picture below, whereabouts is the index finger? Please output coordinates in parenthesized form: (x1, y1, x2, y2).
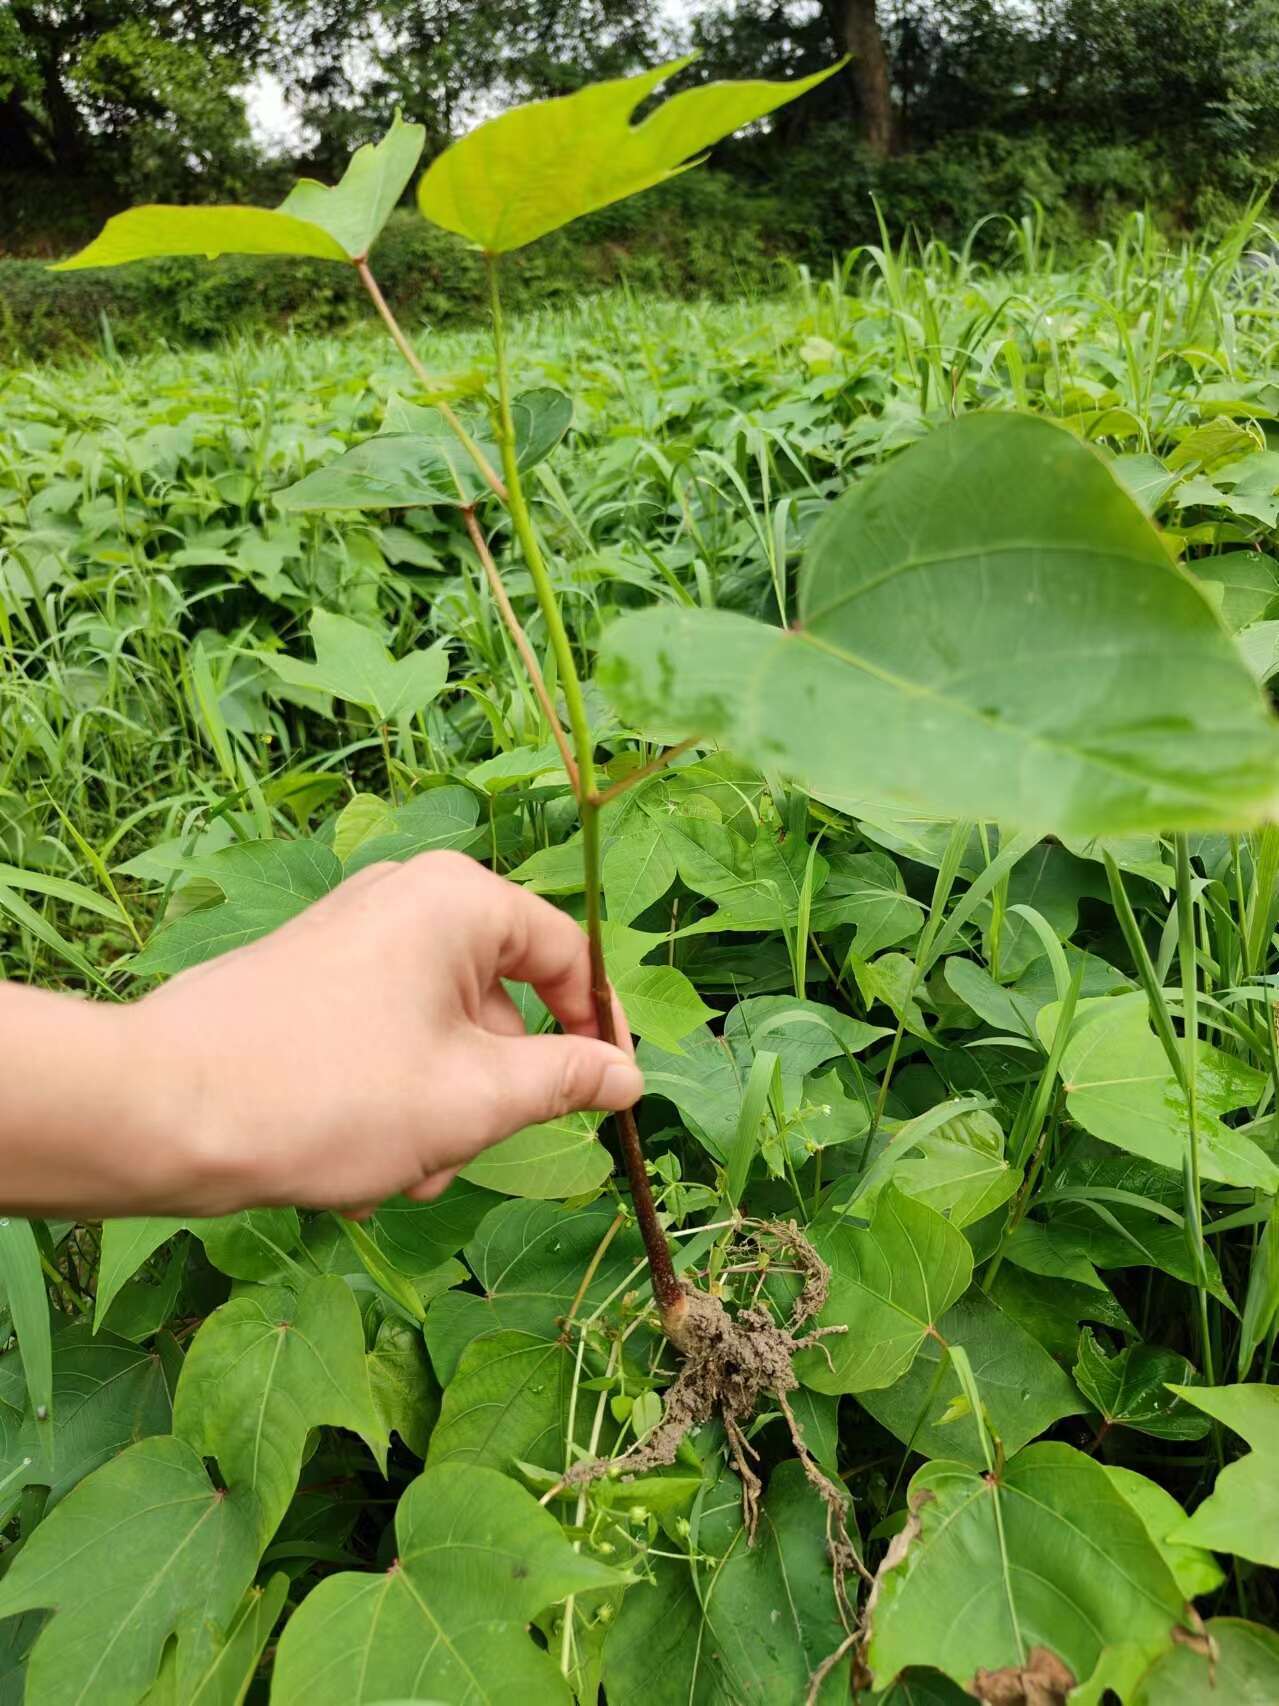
(417, 855, 632, 1047)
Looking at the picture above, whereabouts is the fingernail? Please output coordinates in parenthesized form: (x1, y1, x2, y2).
(600, 1059, 644, 1108)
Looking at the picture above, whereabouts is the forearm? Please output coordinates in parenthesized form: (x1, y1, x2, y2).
(0, 985, 185, 1219)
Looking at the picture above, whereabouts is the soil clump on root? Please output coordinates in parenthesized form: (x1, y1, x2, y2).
(568, 1219, 861, 1668)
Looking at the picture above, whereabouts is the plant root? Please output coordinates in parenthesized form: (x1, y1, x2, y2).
(568, 1217, 854, 1550)
(565, 1220, 866, 1694)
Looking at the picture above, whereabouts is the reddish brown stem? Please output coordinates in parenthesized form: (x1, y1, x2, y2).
(355, 258, 507, 503)
(585, 904, 684, 1326)
(589, 736, 703, 807)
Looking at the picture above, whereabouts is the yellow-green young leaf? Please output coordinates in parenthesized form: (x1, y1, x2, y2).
(52, 205, 348, 270)
(0, 1436, 260, 1705)
(54, 114, 424, 270)
(332, 792, 397, 864)
(611, 960, 715, 1054)
(276, 113, 426, 259)
(598, 413, 1279, 836)
(270, 1464, 621, 1706)
(417, 57, 841, 253)
(173, 1276, 388, 1545)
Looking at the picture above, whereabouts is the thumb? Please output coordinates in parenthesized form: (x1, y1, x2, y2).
(482, 1033, 643, 1139)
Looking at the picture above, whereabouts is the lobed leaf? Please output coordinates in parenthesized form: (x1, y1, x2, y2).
(417, 59, 840, 253)
(173, 1276, 388, 1544)
(55, 115, 424, 270)
(0, 1436, 260, 1706)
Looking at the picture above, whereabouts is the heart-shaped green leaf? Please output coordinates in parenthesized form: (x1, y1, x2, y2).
(426, 1199, 644, 1384)
(4, 1326, 173, 1505)
(865, 1442, 1189, 1700)
(269, 1463, 621, 1705)
(599, 413, 1279, 835)
(417, 59, 840, 253)
(1073, 1329, 1209, 1441)
(1041, 992, 1278, 1190)
(856, 1288, 1082, 1466)
(130, 840, 343, 976)
(461, 1112, 613, 1199)
(797, 1185, 973, 1394)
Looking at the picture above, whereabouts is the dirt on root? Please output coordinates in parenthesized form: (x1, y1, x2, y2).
(567, 1220, 862, 1687)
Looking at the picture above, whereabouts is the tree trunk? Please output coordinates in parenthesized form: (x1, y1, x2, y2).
(842, 0, 894, 158)
(0, 88, 49, 172)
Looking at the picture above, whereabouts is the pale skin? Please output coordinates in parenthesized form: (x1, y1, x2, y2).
(0, 852, 644, 1221)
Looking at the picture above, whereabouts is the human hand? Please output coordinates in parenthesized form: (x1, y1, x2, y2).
(125, 852, 643, 1217)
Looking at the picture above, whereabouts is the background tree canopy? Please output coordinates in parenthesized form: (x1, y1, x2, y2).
(6, 1, 1279, 222)
(7, 0, 1279, 357)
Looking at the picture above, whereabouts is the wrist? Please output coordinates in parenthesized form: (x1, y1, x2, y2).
(119, 995, 260, 1216)
(0, 987, 196, 1219)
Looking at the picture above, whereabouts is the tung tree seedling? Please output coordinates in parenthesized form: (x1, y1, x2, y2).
(57, 55, 1279, 1537)
(58, 59, 845, 1350)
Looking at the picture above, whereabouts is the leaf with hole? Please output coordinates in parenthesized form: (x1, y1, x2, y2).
(417, 59, 840, 252)
(865, 1442, 1189, 1700)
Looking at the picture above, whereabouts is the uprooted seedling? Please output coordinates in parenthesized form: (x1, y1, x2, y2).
(567, 1218, 861, 1650)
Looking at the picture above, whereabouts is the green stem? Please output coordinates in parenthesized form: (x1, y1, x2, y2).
(486, 254, 682, 1329)
(1175, 834, 1216, 1389)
